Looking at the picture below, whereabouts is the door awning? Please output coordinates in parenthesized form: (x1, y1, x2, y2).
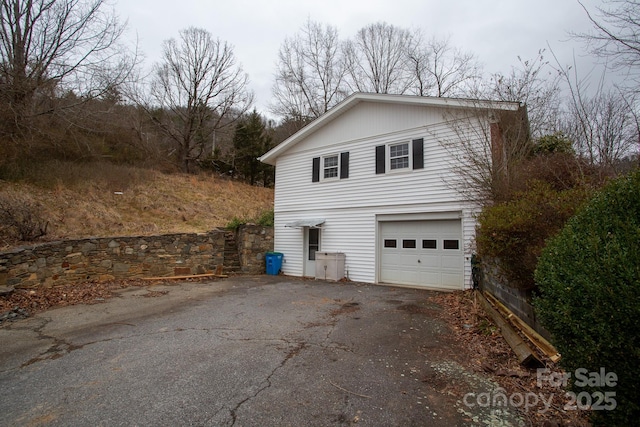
(284, 218, 325, 228)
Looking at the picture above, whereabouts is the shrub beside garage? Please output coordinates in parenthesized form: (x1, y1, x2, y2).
(475, 181, 592, 290)
(534, 169, 640, 426)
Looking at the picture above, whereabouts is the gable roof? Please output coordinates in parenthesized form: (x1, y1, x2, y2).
(259, 92, 523, 165)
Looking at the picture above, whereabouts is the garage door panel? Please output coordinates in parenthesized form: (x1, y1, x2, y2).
(419, 271, 440, 284)
(441, 272, 462, 287)
(379, 219, 463, 290)
(381, 253, 418, 268)
(381, 267, 418, 284)
(441, 254, 462, 269)
(401, 254, 420, 265)
(420, 254, 440, 268)
(381, 252, 402, 264)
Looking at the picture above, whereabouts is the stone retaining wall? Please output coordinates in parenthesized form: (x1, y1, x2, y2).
(236, 224, 274, 274)
(0, 231, 228, 288)
(0, 226, 277, 289)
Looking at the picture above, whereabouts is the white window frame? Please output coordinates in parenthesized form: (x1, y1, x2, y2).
(321, 154, 340, 180)
(387, 142, 411, 172)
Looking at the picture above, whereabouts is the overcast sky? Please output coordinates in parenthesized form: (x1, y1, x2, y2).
(115, 0, 606, 115)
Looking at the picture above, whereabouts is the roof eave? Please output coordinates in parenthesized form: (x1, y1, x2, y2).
(258, 93, 522, 165)
(259, 93, 363, 165)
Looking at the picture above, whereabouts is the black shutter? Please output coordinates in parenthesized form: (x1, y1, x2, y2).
(312, 157, 320, 182)
(412, 138, 424, 170)
(340, 152, 349, 179)
(375, 145, 385, 174)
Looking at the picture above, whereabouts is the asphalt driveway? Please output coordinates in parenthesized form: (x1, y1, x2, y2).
(0, 276, 524, 426)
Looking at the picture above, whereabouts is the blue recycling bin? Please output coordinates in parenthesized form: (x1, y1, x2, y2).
(265, 252, 283, 275)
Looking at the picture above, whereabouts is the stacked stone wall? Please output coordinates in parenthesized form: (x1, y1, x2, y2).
(236, 225, 274, 274)
(0, 231, 226, 288)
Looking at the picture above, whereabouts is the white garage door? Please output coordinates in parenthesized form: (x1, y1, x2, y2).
(379, 220, 463, 290)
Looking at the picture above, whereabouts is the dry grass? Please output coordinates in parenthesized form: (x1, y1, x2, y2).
(0, 161, 273, 249)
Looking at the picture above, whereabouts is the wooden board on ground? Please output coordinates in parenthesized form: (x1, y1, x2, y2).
(141, 273, 228, 281)
(483, 291, 561, 363)
(476, 291, 544, 369)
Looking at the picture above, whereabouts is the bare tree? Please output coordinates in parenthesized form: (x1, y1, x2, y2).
(545, 45, 640, 171)
(574, 0, 640, 82)
(562, 87, 639, 170)
(407, 35, 482, 98)
(568, 0, 640, 168)
(0, 0, 134, 136)
(438, 104, 532, 204)
(342, 22, 414, 94)
(146, 27, 253, 173)
(488, 51, 562, 138)
(271, 19, 347, 123)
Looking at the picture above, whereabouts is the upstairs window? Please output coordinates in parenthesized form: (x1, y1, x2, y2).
(312, 152, 349, 182)
(389, 143, 410, 170)
(323, 155, 339, 179)
(376, 138, 424, 174)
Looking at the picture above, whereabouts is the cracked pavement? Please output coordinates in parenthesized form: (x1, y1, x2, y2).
(0, 275, 525, 426)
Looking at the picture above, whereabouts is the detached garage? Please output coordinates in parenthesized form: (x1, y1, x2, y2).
(259, 93, 529, 290)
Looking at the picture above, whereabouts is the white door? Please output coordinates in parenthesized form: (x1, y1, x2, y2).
(379, 220, 463, 290)
(303, 227, 320, 277)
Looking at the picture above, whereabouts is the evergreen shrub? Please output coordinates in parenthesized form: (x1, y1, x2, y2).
(534, 169, 640, 426)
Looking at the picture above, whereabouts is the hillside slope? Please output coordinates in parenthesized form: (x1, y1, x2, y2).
(0, 162, 273, 249)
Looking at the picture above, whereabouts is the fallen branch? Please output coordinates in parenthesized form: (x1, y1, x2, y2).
(328, 380, 372, 399)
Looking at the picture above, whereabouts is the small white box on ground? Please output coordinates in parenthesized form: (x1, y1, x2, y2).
(315, 252, 345, 281)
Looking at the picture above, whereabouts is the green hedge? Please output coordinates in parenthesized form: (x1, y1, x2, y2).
(534, 169, 640, 426)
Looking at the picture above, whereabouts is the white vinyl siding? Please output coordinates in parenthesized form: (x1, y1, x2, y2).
(273, 121, 478, 212)
(284, 101, 448, 155)
(275, 203, 478, 288)
(272, 102, 488, 289)
(275, 209, 376, 282)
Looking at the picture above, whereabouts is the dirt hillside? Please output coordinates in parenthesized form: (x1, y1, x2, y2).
(0, 162, 273, 249)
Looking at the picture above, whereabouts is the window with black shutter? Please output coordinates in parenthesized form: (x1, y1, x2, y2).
(313, 152, 349, 182)
(376, 139, 424, 174)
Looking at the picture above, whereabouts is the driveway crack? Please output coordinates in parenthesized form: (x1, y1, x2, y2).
(229, 341, 306, 426)
(20, 317, 83, 367)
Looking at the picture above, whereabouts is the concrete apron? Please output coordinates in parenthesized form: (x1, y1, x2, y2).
(0, 275, 524, 426)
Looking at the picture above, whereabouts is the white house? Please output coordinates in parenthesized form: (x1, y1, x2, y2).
(259, 93, 528, 291)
